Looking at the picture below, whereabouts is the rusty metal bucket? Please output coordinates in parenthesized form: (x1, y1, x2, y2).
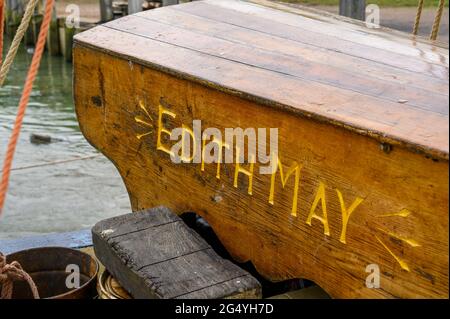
(3, 247, 98, 299)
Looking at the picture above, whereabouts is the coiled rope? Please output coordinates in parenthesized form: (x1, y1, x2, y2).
(0, 0, 55, 217)
(0, 252, 40, 299)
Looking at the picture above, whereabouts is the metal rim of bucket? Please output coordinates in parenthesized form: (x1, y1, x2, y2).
(5, 246, 99, 299)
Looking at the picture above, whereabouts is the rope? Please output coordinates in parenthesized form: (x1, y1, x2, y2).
(0, 0, 40, 87)
(5, 154, 102, 172)
(412, 0, 424, 36)
(0, 0, 5, 66)
(0, 0, 55, 218)
(430, 0, 445, 40)
(0, 252, 40, 299)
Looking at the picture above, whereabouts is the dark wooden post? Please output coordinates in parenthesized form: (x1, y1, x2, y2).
(6, 0, 25, 36)
(100, 0, 114, 22)
(46, 2, 60, 56)
(162, 0, 179, 6)
(128, 0, 144, 14)
(339, 0, 366, 21)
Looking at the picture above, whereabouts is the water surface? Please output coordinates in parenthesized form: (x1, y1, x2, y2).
(0, 39, 130, 239)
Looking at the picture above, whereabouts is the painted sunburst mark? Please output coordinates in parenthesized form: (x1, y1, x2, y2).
(375, 235, 410, 272)
(135, 100, 154, 140)
(373, 209, 420, 272)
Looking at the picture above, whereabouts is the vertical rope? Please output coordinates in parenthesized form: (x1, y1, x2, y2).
(0, 0, 55, 218)
(412, 0, 424, 36)
(0, 0, 5, 66)
(430, 0, 445, 40)
(0, 0, 40, 87)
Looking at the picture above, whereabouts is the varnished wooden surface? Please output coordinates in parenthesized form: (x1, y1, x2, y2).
(247, 0, 449, 49)
(74, 0, 448, 159)
(92, 207, 262, 299)
(73, 0, 449, 298)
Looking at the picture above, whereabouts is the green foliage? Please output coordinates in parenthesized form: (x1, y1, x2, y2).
(278, 0, 449, 7)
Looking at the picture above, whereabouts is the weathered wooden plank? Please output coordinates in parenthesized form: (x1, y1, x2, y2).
(245, 0, 447, 50)
(201, 0, 449, 61)
(138, 249, 259, 299)
(74, 27, 448, 158)
(91, 205, 179, 238)
(92, 207, 262, 299)
(174, 1, 449, 78)
(105, 15, 447, 113)
(135, 7, 448, 96)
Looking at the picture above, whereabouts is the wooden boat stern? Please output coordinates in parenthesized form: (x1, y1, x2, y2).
(72, 0, 449, 299)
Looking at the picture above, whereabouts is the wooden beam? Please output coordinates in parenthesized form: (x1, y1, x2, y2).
(92, 207, 262, 299)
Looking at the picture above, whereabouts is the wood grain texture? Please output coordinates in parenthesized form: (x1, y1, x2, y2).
(105, 15, 446, 114)
(73, 21, 449, 159)
(73, 0, 448, 298)
(175, 1, 448, 77)
(92, 207, 262, 299)
(134, 6, 448, 96)
(246, 0, 448, 50)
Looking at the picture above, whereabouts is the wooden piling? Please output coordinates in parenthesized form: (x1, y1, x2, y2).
(128, 0, 143, 14)
(63, 21, 75, 62)
(46, 3, 59, 56)
(58, 17, 72, 62)
(162, 0, 179, 6)
(24, 13, 42, 46)
(339, 0, 366, 21)
(100, 0, 114, 22)
(5, 0, 24, 37)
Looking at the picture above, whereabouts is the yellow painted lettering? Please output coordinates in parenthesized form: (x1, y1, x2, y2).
(268, 153, 302, 217)
(157, 104, 176, 157)
(336, 189, 364, 244)
(201, 138, 230, 179)
(181, 124, 196, 162)
(233, 147, 255, 195)
(306, 182, 330, 236)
